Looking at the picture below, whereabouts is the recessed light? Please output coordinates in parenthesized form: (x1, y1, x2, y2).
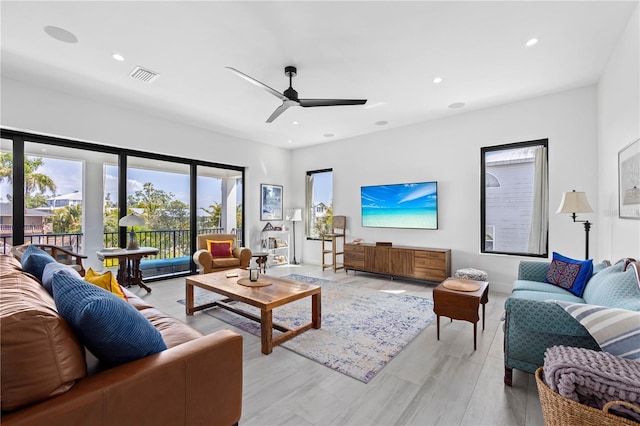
(526, 38, 539, 47)
(292, 121, 299, 125)
(288, 139, 293, 144)
(375, 120, 388, 126)
(448, 102, 465, 109)
(112, 53, 125, 61)
(323, 133, 334, 138)
(433, 77, 443, 84)
(44, 26, 78, 44)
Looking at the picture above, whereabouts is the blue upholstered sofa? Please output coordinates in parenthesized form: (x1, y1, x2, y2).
(503, 258, 640, 385)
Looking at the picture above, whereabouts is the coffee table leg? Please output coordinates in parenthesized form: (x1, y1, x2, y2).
(261, 309, 273, 355)
(186, 283, 194, 315)
(312, 293, 321, 329)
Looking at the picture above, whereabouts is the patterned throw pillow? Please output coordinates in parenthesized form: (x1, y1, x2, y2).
(84, 268, 127, 300)
(207, 240, 233, 258)
(21, 245, 56, 281)
(52, 274, 167, 366)
(546, 252, 593, 297)
(556, 301, 640, 361)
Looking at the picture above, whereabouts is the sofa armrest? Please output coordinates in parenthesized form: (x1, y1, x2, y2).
(518, 261, 550, 282)
(237, 247, 252, 269)
(505, 297, 589, 336)
(193, 249, 212, 274)
(3, 330, 243, 426)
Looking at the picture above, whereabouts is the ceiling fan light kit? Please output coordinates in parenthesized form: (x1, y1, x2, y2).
(227, 65, 367, 123)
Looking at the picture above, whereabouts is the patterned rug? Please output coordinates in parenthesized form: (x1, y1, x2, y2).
(178, 274, 435, 383)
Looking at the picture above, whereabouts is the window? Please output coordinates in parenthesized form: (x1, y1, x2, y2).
(305, 169, 333, 239)
(1, 129, 245, 279)
(481, 139, 548, 257)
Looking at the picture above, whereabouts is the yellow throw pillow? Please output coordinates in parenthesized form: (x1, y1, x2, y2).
(206, 240, 234, 258)
(84, 268, 127, 300)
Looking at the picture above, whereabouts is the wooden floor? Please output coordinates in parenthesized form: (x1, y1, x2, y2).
(132, 263, 545, 426)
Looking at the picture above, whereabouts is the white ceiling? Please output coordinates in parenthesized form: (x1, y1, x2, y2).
(1, 1, 637, 149)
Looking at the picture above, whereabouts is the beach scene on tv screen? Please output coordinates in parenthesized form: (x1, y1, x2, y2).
(361, 182, 438, 229)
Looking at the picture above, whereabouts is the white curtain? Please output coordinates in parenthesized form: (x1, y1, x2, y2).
(528, 146, 548, 254)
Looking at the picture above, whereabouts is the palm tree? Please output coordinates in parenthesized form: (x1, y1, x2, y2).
(0, 153, 56, 206)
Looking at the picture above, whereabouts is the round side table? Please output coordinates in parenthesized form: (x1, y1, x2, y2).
(252, 252, 269, 273)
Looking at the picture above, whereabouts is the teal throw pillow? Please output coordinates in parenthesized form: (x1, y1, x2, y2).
(21, 244, 56, 281)
(41, 262, 81, 295)
(52, 274, 167, 366)
(545, 252, 593, 297)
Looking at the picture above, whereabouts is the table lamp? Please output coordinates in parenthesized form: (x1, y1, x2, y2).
(119, 213, 145, 250)
(286, 208, 303, 264)
(556, 190, 593, 259)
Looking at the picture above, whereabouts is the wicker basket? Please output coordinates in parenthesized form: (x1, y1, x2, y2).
(535, 367, 640, 426)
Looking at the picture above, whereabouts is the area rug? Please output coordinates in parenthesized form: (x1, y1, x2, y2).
(177, 274, 435, 383)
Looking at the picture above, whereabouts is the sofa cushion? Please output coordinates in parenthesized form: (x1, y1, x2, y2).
(20, 244, 56, 281)
(84, 268, 127, 299)
(0, 258, 86, 412)
(52, 274, 167, 366)
(207, 239, 233, 258)
(138, 307, 203, 348)
(212, 257, 241, 269)
(513, 280, 586, 299)
(545, 252, 593, 297)
(41, 262, 81, 295)
(511, 289, 585, 304)
(584, 263, 640, 310)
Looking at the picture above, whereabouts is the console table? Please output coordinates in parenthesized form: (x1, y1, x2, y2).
(96, 247, 159, 292)
(344, 242, 451, 282)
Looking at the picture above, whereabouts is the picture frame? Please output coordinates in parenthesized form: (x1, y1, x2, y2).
(619, 138, 640, 219)
(261, 184, 283, 221)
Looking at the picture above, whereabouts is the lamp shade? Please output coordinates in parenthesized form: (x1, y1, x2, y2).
(119, 213, 145, 227)
(286, 208, 303, 222)
(556, 190, 593, 214)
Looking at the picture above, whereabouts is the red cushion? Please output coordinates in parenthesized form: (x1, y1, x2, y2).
(207, 240, 233, 258)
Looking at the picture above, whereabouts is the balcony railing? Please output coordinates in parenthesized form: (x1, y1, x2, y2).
(1, 227, 243, 274)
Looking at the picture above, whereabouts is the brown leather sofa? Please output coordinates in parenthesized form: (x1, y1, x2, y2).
(0, 254, 243, 426)
(193, 233, 252, 273)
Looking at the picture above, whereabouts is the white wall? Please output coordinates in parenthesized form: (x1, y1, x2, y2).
(0, 77, 292, 264)
(291, 86, 599, 292)
(597, 4, 640, 262)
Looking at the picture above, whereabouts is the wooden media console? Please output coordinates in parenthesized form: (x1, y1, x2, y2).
(344, 242, 451, 283)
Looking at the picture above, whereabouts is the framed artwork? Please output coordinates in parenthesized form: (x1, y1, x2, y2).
(619, 138, 640, 219)
(261, 184, 283, 221)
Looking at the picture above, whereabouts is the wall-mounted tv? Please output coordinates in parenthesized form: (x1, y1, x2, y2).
(361, 181, 438, 229)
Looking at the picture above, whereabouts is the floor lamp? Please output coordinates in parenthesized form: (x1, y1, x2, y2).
(556, 190, 593, 260)
(119, 213, 145, 250)
(286, 208, 303, 265)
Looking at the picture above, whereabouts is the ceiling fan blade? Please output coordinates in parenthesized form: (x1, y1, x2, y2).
(266, 102, 293, 123)
(299, 98, 367, 107)
(226, 67, 288, 102)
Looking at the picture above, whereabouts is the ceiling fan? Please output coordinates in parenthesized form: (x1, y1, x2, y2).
(226, 66, 367, 123)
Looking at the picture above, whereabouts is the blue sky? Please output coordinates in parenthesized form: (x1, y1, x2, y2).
(361, 182, 437, 209)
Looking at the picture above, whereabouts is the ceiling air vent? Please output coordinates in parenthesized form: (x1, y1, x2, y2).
(129, 66, 159, 83)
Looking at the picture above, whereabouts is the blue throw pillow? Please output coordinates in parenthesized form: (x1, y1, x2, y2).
(41, 262, 81, 295)
(52, 274, 167, 366)
(21, 245, 56, 281)
(545, 252, 593, 297)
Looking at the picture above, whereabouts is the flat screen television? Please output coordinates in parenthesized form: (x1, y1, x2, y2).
(361, 181, 438, 229)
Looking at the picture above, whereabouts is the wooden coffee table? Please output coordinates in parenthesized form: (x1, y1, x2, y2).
(433, 277, 489, 350)
(185, 269, 321, 354)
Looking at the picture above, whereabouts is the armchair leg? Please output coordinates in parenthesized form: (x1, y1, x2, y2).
(504, 366, 513, 386)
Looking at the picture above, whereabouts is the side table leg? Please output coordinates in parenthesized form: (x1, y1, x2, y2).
(474, 322, 477, 351)
(436, 315, 440, 341)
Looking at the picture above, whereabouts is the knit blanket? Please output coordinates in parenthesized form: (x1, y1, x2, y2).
(543, 345, 640, 422)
